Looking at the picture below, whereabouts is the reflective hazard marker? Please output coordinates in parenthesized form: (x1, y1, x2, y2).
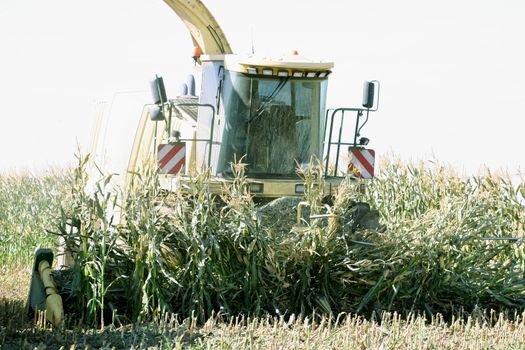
(158, 143, 186, 174)
(348, 148, 375, 179)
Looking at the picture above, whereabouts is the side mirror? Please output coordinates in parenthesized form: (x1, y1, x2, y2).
(149, 105, 165, 121)
(362, 81, 376, 109)
(150, 75, 167, 105)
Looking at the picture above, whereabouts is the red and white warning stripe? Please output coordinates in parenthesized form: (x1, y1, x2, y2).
(348, 148, 375, 179)
(158, 143, 186, 174)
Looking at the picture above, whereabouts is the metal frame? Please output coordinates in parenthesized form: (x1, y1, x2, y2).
(324, 108, 366, 177)
(170, 102, 216, 169)
(151, 101, 217, 169)
(323, 81, 380, 178)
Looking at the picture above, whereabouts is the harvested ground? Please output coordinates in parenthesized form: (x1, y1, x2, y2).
(3, 272, 525, 350)
(0, 266, 30, 302)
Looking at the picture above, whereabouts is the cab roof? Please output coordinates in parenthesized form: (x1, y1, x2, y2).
(202, 53, 334, 76)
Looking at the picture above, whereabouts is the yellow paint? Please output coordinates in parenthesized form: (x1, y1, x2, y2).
(125, 105, 157, 190)
(224, 54, 334, 74)
(162, 0, 232, 55)
(38, 260, 63, 326)
(159, 175, 341, 199)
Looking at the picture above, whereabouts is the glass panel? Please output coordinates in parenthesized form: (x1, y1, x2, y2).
(219, 72, 328, 178)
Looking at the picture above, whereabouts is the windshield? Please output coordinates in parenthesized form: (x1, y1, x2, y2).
(218, 71, 328, 177)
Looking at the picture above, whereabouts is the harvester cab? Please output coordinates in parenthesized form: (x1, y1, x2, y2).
(148, 53, 339, 198)
(146, 54, 380, 199)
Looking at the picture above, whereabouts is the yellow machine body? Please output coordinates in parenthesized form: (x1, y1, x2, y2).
(89, 1, 340, 199)
(29, 0, 377, 324)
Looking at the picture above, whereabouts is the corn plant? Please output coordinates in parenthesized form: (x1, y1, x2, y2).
(54, 155, 121, 327)
(50, 155, 525, 326)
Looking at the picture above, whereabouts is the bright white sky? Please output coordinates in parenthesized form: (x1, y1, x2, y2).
(1, 0, 524, 176)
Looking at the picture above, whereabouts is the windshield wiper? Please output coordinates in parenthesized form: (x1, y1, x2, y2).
(248, 77, 289, 124)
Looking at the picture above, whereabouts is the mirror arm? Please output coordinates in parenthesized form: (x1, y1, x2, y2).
(166, 102, 173, 141)
(353, 110, 362, 146)
(357, 109, 370, 140)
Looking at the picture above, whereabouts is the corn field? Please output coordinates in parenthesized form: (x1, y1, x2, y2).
(2, 157, 525, 348)
(48, 156, 525, 327)
(0, 170, 69, 266)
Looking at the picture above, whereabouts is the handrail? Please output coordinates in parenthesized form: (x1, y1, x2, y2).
(171, 102, 216, 168)
(323, 107, 368, 177)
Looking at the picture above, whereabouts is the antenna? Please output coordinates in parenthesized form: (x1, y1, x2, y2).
(251, 27, 255, 55)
